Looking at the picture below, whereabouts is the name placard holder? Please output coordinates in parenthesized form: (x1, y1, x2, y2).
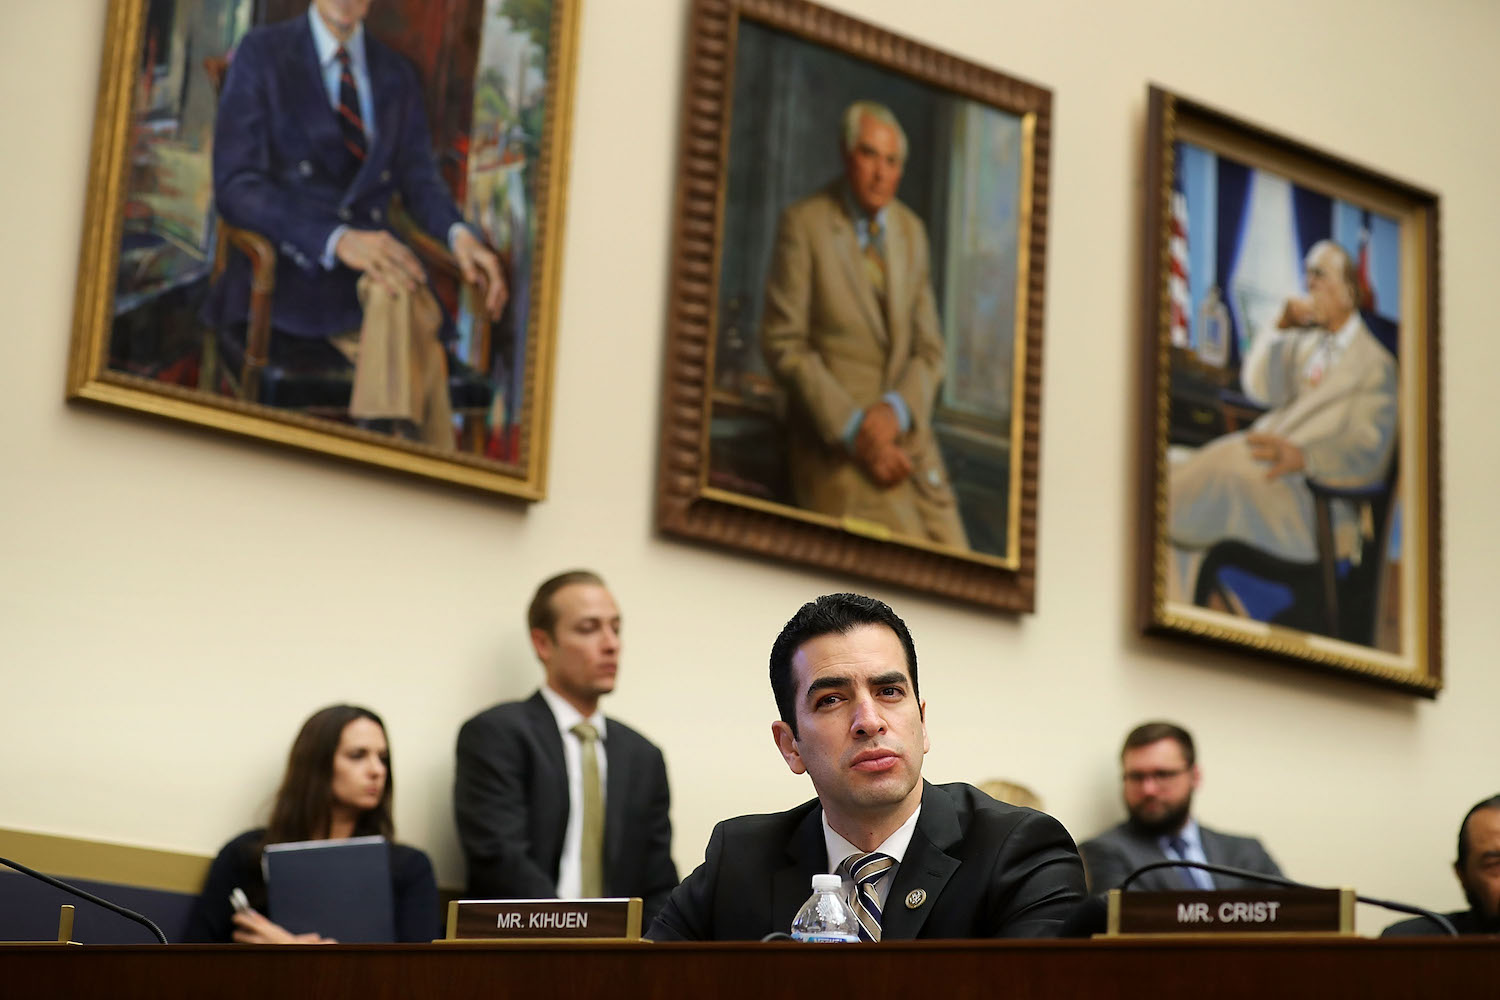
(1105, 888, 1356, 938)
(442, 898, 644, 943)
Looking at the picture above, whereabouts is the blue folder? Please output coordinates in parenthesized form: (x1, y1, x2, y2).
(263, 835, 395, 943)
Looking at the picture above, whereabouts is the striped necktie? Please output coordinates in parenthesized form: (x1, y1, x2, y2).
(571, 722, 604, 897)
(335, 47, 367, 164)
(837, 851, 895, 942)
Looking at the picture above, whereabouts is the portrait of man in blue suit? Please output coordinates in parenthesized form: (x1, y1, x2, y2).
(206, 0, 506, 448)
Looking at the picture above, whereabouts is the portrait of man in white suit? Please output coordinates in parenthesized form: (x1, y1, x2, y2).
(1168, 239, 1398, 603)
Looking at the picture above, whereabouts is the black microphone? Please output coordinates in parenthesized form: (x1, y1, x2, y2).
(0, 855, 169, 944)
(1118, 859, 1458, 937)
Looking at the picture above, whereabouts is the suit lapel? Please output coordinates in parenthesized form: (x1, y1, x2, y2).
(772, 805, 828, 935)
(602, 717, 627, 877)
(283, 18, 353, 184)
(881, 209, 909, 378)
(353, 36, 400, 199)
(524, 690, 568, 802)
(881, 783, 960, 939)
(826, 195, 891, 349)
(1117, 825, 1180, 891)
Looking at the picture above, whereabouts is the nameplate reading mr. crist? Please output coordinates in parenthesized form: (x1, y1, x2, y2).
(445, 899, 643, 942)
(1107, 888, 1353, 936)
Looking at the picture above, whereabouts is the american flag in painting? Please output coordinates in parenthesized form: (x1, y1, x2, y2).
(1357, 209, 1376, 312)
(1168, 180, 1190, 347)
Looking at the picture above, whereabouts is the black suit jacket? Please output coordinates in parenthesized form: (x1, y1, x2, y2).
(646, 781, 1085, 941)
(1381, 908, 1497, 936)
(1078, 821, 1283, 892)
(454, 691, 678, 922)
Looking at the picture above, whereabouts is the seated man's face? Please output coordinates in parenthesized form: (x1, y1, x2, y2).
(1458, 807, 1500, 921)
(773, 624, 928, 823)
(1303, 245, 1354, 330)
(844, 115, 905, 217)
(314, 0, 373, 39)
(1121, 738, 1198, 836)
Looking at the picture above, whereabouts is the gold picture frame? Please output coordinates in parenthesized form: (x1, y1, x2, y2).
(65, 0, 580, 499)
(656, 0, 1053, 611)
(1137, 86, 1442, 695)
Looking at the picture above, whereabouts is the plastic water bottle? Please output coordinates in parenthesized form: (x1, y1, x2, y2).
(789, 873, 860, 942)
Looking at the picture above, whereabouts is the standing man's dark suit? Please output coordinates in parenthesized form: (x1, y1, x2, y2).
(207, 11, 465, 339)
(455, 691, 678, 922)
(648, 782, 1084, 940)
(1078, 822, 1282, 892)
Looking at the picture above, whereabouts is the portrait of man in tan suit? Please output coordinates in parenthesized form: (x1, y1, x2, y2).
(759, 101, 968, 548)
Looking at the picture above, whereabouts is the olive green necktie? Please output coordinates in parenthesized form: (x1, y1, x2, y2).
(571, 722, 604, 897)
(863, 219, 887, 300)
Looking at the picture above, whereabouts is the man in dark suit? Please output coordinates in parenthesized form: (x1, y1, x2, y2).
(1078, 722, 1283, 892)
(454, 571, 677, 923)
(647, 593, 1084, 941)
(1382, 794, 1500, 936)
(208, 0, 505, 446)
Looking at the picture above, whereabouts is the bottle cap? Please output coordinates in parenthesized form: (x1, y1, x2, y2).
(811, 873, 842, 892)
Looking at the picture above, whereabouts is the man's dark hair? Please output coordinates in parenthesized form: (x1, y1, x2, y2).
(768, 593, 918, 738)
(527, 569, 605, 636)
(1121, 721, 1196, 767)
(1456, 794, 1500, 868)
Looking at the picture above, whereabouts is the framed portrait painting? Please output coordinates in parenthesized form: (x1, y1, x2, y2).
(66, 0, 580, 499)
(656, 0, 1052, 611)
(1137, 87, 1442, 695)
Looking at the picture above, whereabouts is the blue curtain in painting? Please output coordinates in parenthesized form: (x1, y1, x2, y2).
(1213, 158, 1251, 370)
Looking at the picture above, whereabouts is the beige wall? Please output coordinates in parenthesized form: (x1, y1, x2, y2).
(2, 0, 1495, 935)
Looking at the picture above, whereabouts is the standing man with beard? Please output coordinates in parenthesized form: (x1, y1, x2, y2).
(647, 593, 1084, 940)
(1078, 722, 1283, 891)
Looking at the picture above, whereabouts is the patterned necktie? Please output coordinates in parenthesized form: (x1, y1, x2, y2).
(571, 722, 604, 897)
(335, 47, 367, 164)
(1167, 836, 1214, 890)
(863, 219, 887, 300)
(837, 851, 895, 942)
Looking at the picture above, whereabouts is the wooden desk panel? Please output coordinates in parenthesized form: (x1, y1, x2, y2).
(2, 939, 1496, 999)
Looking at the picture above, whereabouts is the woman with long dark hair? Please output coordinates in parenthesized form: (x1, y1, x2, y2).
(183, 705, 438, 942)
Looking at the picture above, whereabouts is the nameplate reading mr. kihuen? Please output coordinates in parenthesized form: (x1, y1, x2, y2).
(445, 898, 643, 942)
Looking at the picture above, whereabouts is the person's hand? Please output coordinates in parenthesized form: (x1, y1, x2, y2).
(335, 229, 425, 297)
(1246, 431, 1305, 479)
(855, 401, 901, 452)
(452, 227, 508, 320)
(854, 402, 908, 486)
(231, 907, 334, 945)
(1277, 296, 1316, 329)
(866, 444, 913, 487)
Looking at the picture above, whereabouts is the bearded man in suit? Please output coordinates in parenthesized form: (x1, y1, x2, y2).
(454, 571, 678, 924)
(760, 102, 967, 547)
(1079, 722, 1283, 892)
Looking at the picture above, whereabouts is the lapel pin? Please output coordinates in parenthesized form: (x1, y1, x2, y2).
(904, 888, 926, 909)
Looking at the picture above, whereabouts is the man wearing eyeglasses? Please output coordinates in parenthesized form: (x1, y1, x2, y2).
(1078, 722, 1283, 892)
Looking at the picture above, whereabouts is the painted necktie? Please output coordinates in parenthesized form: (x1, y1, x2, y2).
(335, 47, 367, 164)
